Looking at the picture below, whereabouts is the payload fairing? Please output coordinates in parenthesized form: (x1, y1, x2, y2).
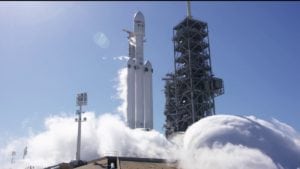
(124, 11, 153, 129)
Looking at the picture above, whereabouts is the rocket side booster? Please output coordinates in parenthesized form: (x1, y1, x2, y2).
(127, 58, 135, 129)
(125, 11, 153, 130)
(144, 61, 153, 129)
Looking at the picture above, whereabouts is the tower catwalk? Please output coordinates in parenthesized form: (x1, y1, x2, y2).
(125, 11, 153, 130)
(163, 2, 224, 137)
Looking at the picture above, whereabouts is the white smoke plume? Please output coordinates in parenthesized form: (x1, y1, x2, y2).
(0, 112, 170, 169)
(116, 67, 127, 119)
(1, 113, 300, 169)
(170, 115, 300, 169)
(1, 66, 300, 169)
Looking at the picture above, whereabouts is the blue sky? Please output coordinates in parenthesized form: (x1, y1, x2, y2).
(0, 1, 299, 147)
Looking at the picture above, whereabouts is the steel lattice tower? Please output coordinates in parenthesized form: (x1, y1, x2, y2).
(163, 2, 224, 137)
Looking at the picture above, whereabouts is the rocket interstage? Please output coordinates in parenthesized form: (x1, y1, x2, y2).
(125, 11, 153, 130)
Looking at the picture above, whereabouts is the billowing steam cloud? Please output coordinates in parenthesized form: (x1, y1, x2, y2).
(171, 115, 300, 169)
(0, 112, 300, 169)
(0, 112, 170, 169)
(116, 68, 127, 119)
(2, 113, 300, 169)
(1, 68, 300, 169)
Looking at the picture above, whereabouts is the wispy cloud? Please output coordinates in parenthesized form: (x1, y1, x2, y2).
(113, 56, 129, 61)
(101, 56, 107, 60)
(99, 55, 128, 62)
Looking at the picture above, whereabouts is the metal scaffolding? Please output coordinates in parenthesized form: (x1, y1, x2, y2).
(163, 15, 224, 137)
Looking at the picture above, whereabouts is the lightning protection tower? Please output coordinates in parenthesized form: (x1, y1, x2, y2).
(75, 92, 87, 161)
(163, 1, 224, 137)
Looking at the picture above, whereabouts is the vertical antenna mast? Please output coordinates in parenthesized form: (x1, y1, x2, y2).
(187, 0, 192, 18)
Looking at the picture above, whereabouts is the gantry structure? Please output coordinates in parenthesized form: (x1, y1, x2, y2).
(163, 2, 224, 137)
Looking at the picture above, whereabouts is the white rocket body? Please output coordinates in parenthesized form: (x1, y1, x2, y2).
(126, 11, 153, 130)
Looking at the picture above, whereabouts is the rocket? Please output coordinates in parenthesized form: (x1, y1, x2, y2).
(124, 11, 153, 129)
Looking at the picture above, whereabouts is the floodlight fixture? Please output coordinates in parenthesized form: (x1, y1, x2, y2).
(76, 93, 87, 106)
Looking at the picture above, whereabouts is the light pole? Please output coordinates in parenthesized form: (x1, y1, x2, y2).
(11, 151, 16, 164)
(75, 92, 87, 161)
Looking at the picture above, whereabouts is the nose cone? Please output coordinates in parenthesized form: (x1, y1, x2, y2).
(134, 11, 144, 23)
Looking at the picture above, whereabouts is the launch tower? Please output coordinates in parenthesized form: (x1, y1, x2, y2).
(163, 2, 224, 137)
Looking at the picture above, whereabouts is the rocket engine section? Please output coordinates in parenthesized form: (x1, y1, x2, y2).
(124, 11, 153, 130)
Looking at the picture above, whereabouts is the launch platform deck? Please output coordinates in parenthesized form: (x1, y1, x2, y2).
(45, 156, 177, 169)
(76, 156, 177, 169)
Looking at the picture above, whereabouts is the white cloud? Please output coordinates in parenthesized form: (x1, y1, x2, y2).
(99, 55, 128, 62)
(113, 56, 129, 61)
